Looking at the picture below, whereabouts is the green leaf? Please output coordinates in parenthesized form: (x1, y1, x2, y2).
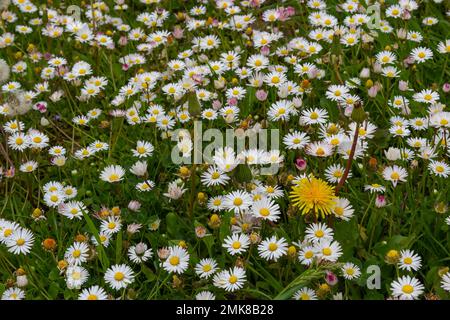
(187, 91, 201, 117)
(141, 265, 156, 283)
(116, 231, 123, 264)
(82, 210, 110, 271)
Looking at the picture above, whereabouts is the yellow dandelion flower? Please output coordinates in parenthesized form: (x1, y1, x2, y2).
(289, 177, 336, 218)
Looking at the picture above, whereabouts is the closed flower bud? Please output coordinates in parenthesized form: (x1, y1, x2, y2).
(287, 245, 297, 257)
(208, 214, 221, 228)
(127, 200, 141, 212)
(385, 249, 400, 264)
(42, 238, 57, 251)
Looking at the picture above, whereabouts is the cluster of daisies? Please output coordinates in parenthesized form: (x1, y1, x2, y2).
(1, 0, 450, 300)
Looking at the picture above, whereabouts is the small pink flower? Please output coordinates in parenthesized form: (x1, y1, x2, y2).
(122, 64, 129, 71)
(128, 200, 141, 212)
(260, 46, 270, 56)
(255, 89, 268, 101)
(325, 271, 338, 286)
(228, 97, 238, 106)
(375, 195, 387, 208)
(368, 86, 378, 98)
(212, 100, 222, 110)
(443, 83, 450, 93)
(118, 36, 128, 46)
(172, 26, 184, 39)
(398, 80, 409, 91)
(295, 158, 307, 171)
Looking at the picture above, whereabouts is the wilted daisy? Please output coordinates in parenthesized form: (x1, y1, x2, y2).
(104, 264, 135, 290)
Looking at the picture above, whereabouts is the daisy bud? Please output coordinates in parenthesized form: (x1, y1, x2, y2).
(375, 194, 387, 208)
(410, 160, 418, 169)
(42, 238, 57, 251)
(287, 245, 297, 258)
(197, 192, 206, 203)
(325, 271, 338, 286)
(130, 161, 147, 177)
(208, 214, 221, 228)
(396, 28, 407, 39)
(385, 147, 401, 161)
(127, 223, 142, 234)
(255, 89, 268, 101)
(57, 260, 68, 272)
(443, 83, 450, 93)
(195, 225, 207, 238)
(158, 247, 170, 260)
(172, 26, 184, 39)
(372, 62, 382, 73)
(317, 283, 331, 298)
(228, 97, 238, 106)
(367, 86, 378, 98)
(172, 275, 183, 289)
(178, 166, 190, 178)
(212, 99, 222, 110)
(260, 45, 270, 56)
(368, 157, 378, 170)
(32, 208, 43, 219)
(127, 200, 141, 212)
(385, 249, 400, 264)
(111, 206, 121, 216)
(134, 243, 147, 256)
(249, 232, 261, 244)
(434, 202, 448, 214)
(75, 234, 88, 243)
(292, 97, 302, 108)
(398, 80, 409, 91)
